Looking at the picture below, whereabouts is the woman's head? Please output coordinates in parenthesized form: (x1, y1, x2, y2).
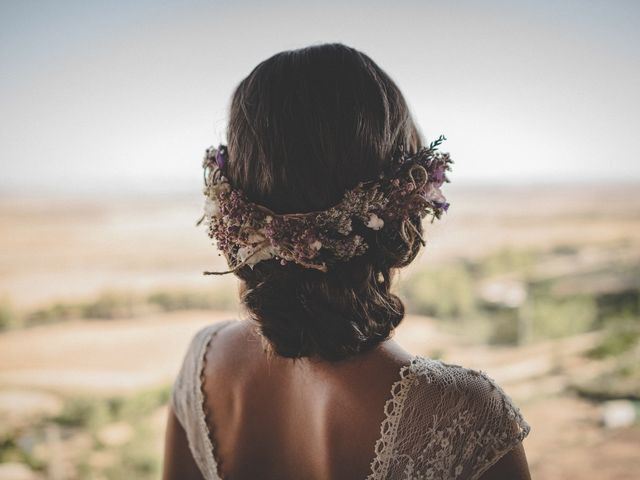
(224, 43, 427, 361)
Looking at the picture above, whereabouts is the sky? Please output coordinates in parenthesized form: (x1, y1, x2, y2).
(1, 0, 639, 194)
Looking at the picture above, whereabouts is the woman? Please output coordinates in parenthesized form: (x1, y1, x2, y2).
(163, 43, 531, 480)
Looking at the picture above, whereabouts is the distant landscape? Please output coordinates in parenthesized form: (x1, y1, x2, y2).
(1, 182, 639, 480)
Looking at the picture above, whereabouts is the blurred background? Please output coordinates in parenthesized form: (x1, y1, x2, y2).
(1, 1, 639, 479)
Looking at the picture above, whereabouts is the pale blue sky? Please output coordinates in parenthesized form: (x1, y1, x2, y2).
(1, 0, 639, 193)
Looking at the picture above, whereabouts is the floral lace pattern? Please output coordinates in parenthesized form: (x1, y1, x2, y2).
(171, 326, 530, 480)
(367, 356, 531, 480)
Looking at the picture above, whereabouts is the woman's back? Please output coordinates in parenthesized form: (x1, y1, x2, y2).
(169, 319, 530, 480)
(164, 42, 532, 480)
(207, 320, 418, 479)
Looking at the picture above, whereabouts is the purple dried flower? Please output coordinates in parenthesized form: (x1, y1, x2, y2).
(433, 201, 450, 212)
(215, 145, 227, 170)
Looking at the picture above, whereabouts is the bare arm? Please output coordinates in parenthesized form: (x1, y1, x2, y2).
(478, 442, 531, 480)
(162, 404, 205, 480)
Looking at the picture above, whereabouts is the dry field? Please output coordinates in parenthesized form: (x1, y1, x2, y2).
(1, 183, 639, 309)
(0, 182, 639, 479)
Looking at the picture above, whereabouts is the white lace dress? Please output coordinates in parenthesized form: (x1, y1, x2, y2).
(171, 321, 531, 480)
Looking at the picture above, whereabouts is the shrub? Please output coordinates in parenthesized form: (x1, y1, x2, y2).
(399, 262, 477, 319)
(529, 294, 598, 339)
(0, 296, 18, 331)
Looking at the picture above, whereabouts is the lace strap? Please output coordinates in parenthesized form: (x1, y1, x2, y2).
(171, 320, 235, 480)
(466, 368, 531, 479)
(365, 356, 531, 480)
(425, 359, 531, 479)
(366, 355, 421, 479)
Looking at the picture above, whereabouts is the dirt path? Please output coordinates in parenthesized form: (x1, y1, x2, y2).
(0, 311, 234, 393)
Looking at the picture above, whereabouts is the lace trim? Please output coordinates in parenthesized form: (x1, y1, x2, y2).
(413, 358, 531, 480)
(467, 368, 531, 480)
(426, 359, 531, 446)
(482, 370, 531, 440)
(366, 355, 421, 480)
(196, 324, 228, 480)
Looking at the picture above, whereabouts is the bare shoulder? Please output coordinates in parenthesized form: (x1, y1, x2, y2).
(199, 318, 274, 401)
(202, 319, 265, 371)
(204, 318, 414, 374)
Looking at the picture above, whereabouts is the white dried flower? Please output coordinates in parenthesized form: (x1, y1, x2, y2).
(212, 182, 230, 196)
(236, 246, 252, 264)
(310, 240, 322, 250)
(236, 245, 276, 268)
(204, 197, 219, 217)
(425, 183, 446, 203)
(247, 232, 266, 244)
(249, 246, 277, 267)
(366, 213, 384, 230)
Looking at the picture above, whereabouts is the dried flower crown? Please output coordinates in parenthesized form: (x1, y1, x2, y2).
(198, 136, 453, 274)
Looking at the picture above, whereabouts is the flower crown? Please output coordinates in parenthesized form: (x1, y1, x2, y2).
(198, 136, 453, 274)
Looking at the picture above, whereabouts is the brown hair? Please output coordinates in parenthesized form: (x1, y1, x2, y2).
(225, 43, 425, 361)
